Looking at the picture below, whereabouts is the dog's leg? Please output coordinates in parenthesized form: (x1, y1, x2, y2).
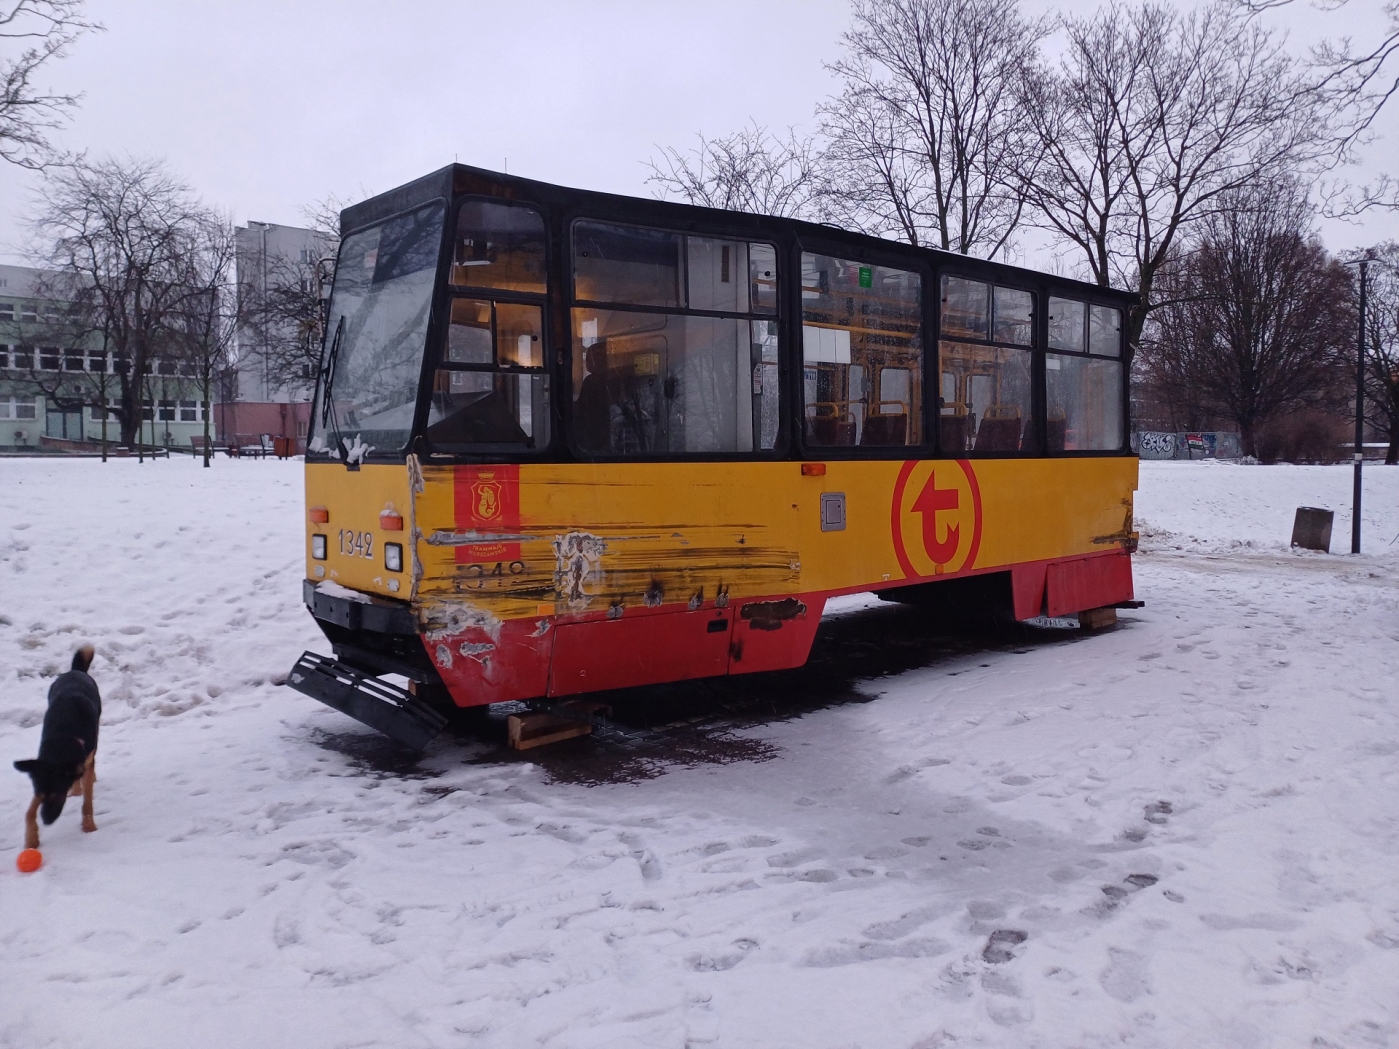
(24, 795, 41, 849)
(81, 754, 97, 833)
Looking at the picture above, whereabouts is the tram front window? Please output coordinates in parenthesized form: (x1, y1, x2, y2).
(426, 298, 550, 448)
(312, 200, 444, 457)
(428, 200, 551, 451)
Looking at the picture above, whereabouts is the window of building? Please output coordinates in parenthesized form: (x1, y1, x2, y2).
(158, 400, 176, 422)
(802, 253, 923, 448)
(451, 200, 547, 294)
(425, 297, 550, 449)
(21, 306, 38, 323)
(39, 348, 60, 371)
(1045, 297, 1124, 451)
(569, 220, 780, 456)
(0, 344, 9, 368)
(4, 395, 38, 420)
(179, 400, 198, 422)
(87, 351, 107, 373)
(64, 350, 84, 372)
(157, 359, 177, 376)
(12, 347, 33, 370)
(141, 399, 153, 421)
(0, 303, 14, 320)
(938, 276, 1033, 453)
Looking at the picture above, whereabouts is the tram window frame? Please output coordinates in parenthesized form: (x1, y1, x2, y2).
(420, 197, 555, 456)
(936, 272, 1038, 457)
(1043, 296, 1127, 454)
(308, 196, 449, 463)
(566, 216, 785, 461)
(792, 236, 931, 459)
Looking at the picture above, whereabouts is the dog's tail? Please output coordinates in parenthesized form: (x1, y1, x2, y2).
(72, 644, 94, 674)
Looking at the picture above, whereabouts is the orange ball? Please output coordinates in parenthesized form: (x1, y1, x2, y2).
(16, 849, 42, 873)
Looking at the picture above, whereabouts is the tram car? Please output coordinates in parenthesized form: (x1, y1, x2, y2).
(287, 164, 1138, 749)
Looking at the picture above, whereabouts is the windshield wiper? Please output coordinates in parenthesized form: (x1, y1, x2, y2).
(318, 315, 350, 461)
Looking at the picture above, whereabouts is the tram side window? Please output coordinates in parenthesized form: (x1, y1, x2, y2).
(570, 219, 779, 456)
(1045, 298, 1124, 451)
(426, 298, 550, 448)
(938, 276, 1033, 453)
(571, 311, 777, 454)
(802, 253, 923, 448)
(451, 200, 547, 294)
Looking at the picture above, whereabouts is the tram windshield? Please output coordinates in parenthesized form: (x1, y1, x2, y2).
(311, 200, 444, 456)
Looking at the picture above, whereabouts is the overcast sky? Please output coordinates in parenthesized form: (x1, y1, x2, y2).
(1, 0, 1394, 276)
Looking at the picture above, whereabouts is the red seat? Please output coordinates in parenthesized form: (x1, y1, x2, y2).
(975, 414, 1022, 452)
(809, 415, 857, 446)
(860, 414, 908, 446)
(939, 413, 969, 452)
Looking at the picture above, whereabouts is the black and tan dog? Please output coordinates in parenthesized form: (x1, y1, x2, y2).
(14, 645, 101, 850)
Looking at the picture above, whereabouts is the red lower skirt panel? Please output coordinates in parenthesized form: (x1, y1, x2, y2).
(1045, 551, 1134, 617)
(423, 551, 1131, 707)
(426, 616, 552, 708)
(548, 609, 733, 696)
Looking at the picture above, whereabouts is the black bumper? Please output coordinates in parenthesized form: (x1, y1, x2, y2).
(286, 650, 447, 751)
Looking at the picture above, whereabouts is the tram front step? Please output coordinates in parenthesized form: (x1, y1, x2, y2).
(286, 650, 448, 751)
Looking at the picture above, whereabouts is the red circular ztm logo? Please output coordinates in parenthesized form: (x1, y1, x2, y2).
(891, 459, 984, 579)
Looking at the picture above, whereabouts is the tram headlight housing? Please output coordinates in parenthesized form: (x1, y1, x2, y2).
(385, 542, 403, 573)
(312, 534, 327, 560)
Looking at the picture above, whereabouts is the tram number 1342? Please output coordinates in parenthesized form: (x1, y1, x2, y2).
(338, 530, 374, 559)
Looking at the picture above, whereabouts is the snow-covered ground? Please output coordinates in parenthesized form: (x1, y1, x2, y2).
(2, 456, 1397, 1049)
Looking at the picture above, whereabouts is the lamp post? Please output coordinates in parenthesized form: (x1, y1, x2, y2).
(1343, 256, 1372, 554)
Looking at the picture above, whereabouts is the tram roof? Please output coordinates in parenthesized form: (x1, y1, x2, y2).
(340, 163, 1137, 306)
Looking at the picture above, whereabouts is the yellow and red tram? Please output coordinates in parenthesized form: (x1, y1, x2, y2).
(288, 165, 1137, 748)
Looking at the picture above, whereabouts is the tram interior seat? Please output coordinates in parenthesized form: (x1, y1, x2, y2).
(939, 403, 969, 452)
(807, 404, 857, 446)
(975, 404, 1022, 452)
(1046, 409, 1067, 452)
(860, 403, 908, 446)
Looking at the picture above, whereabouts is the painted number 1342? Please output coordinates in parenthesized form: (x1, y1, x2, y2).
(339, 530, 373, 559)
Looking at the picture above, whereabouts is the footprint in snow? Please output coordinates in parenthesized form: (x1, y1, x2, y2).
(1096, 873, 1159, 912)
(1144, 800, 1173, 824)
(1099, 947, 1151, 1002)
(983, 929, 1027, 964)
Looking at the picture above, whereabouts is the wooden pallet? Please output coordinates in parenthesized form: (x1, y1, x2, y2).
(507, 701, 611, 751)
(1078, 606, 1119, 631)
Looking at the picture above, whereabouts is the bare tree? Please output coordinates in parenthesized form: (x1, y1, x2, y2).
(1019, 1, 1330, 354)
(173, 210, 238, 466)
(1361, 242, 1399, 462)
(820, 0, 1045, 256)
(1, 0, 98, 167)
(29, 156, 204, 450)
(1142, 179, 1352, 456)
(818, 77, 936, 243)
(646, 122, 824, 219)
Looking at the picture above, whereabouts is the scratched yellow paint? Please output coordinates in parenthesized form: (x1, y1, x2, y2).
(305, 457, 1137, 626)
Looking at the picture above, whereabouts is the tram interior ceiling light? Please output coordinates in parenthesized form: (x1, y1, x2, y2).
(312, 535, 327, 560)
(385, 543, 403, 573)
